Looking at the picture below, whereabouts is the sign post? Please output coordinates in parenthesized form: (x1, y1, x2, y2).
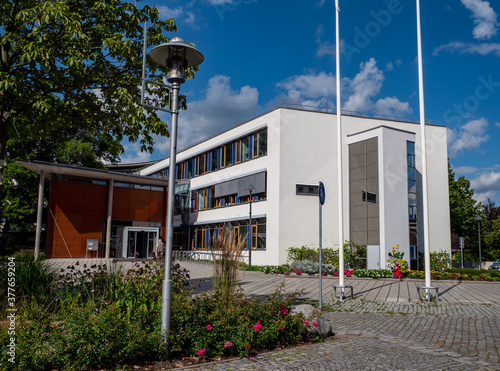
(318, 181, 325, 309)
(459, 237, 464, 269)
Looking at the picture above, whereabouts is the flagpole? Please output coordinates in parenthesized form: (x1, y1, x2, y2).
(416, 0, 432, 293)
(335, 0, 345, 291)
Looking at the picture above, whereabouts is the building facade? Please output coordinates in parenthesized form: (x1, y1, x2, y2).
(25, 106, 451, 266)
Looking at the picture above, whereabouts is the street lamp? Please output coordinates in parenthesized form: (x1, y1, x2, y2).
(245, 184, 256, 268)
(475, 215, 483, 269)
(149, 37, 204, 354)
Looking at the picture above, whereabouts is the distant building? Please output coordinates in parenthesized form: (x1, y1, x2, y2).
(21, 105, 451, 267)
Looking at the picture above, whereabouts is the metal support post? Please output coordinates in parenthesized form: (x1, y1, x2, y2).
(161, 82, 180, 355)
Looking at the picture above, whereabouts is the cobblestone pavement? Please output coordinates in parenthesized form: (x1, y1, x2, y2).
(176, 301, 500, 370)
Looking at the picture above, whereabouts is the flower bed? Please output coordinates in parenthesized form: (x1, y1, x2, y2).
(258, 266, 500, 281)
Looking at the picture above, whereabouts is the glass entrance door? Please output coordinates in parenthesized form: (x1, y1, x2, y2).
(123, 227, 159, 258)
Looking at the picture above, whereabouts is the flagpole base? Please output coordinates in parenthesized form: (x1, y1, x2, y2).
(417, 286, 439, 302)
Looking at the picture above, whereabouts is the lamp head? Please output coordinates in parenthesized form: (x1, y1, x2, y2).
(149, 37, 204, 84)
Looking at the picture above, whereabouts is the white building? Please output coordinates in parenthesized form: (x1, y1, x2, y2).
(140, 105, 451, 268)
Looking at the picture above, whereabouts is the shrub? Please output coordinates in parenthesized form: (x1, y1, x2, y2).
(169, 286, 311, 359)
(210, 228, 246, 305)
(387, 245, 408, 271)
(260, 265, 289, 274)
(430, 250, 451, 271)
(354, 269, 393, 278)
(4, 300, 163, 370)
(289, 260, 335, 275)
(0, 251, 58, 315)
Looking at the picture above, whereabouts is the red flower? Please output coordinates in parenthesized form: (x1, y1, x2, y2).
(254, 320, 263, 333)
(197, 348, 206, 356)
(207, 324, 212, 332)
(280, 305, 289, 315)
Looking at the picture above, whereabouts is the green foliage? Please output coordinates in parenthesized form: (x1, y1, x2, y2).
(259, 265, 290, 274)
(0, 161, 40, 229)
(429, 250, 451, 271)
(169, 286, 311, 358)
(387, 245, 408, 271)
(0, 258, 314, 368)
(2, 300, 163, 370)
(0, 0, 199, 226)
(483, 218, 500, 261)
(287, 242, 366, 269)
(0, 251, 58, 315)
(448, 164, 481, 254)
(210, 228, 246, 305)
(353, 269, 393, 278)
(286, 246, 321, 263)
(406, 269, 500, 281)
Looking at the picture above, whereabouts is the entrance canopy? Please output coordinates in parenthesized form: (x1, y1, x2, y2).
(19, 160, 170, 187)
(19, 160, 170, 260)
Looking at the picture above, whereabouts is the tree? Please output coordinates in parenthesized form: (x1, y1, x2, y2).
(481, 199, 500, 261)
(448, 162, 481, 256)
(1, 0, 198, 230)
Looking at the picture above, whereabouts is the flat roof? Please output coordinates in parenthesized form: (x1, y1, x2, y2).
(18, 160, 170, 187)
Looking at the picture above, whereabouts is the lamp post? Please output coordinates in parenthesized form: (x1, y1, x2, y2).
(246, 184, 256, 268)
(475, 215, 482, 269)
(149, 37, 204, 355)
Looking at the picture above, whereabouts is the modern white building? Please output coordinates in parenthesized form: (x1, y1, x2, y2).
(139, 105, 451, 268)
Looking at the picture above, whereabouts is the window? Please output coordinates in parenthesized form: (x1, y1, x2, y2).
(251, 225, 257, 249)
(235, 140, 241, 163)
(233, 226, 239, 242)
(241, 136, 249, 161)
(259, 128, 267, 156)
(202, 230, 207, 249)
(220, 146, 226, 168)
(194, 157, 199, 177)
(212, 149, 218, 171)
(187, 160, 193, 179)
(296, 184, 319, 196)
(225, 142, 232, 166)
(362, 190, 377, 203)
(252, 133, 259, 158)
(410, 245, 416, 260)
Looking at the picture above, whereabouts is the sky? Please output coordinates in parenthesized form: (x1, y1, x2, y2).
(121, 0, 500, 205)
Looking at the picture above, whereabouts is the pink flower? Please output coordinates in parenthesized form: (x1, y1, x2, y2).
(313, 321, 318, 328)
(279, 326, 284, 330)
(207, 324, 212, 332)
(283, 271, 289, 275)
(224, 342, 233, 348)
(254, 320, 263, 333)
(303, 319, 309, 326)
(333, 272, 339, 277)
(197, 348, 206, 356)
(280, 305, 288, 315)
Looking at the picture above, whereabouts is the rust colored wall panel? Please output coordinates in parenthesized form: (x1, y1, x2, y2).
(47, 180, 166, 257)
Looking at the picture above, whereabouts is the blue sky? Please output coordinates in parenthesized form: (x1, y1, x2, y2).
(122, 0, 500, 205)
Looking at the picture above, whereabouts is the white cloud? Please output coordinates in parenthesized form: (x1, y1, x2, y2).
(448, 118, 490, 158)
(496, 122, 500, 128)
(433, 41, 500, 57)
(315, 25, 335, 59)
(157, 5, 184, 19)
(386, 62, 394, 71)
(206, 0, 233, 5)
(121, 76, 261, 163)
(271, 58, 411, 116)
(453, 165, 479, 174)
(375, 97, 411, 117)
(343, 58, 384, 112)
(316, 0, 326, 7)
(470, 171, 500, 203)
(461, 0, 498, 39)
(157, 5, 198, 26)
